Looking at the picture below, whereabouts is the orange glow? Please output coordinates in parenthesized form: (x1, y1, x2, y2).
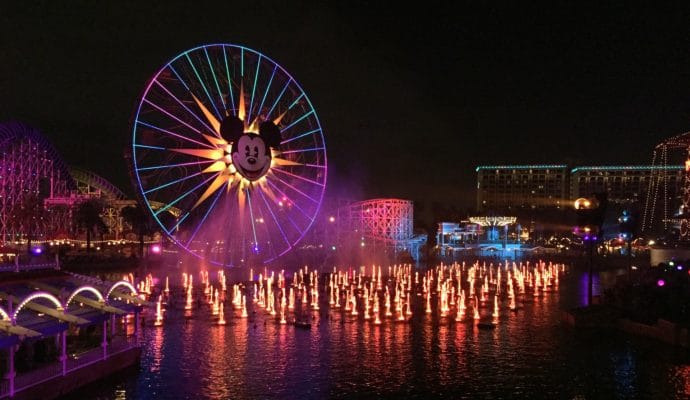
(238, 84, 246, 121)
(192, 94, 221, 135)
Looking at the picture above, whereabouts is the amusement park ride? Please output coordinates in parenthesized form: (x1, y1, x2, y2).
(130, 44, 327, 266)
(642, 132, 690, 243)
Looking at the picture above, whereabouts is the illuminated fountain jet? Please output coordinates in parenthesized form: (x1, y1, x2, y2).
(218, 303, 226, 325)
(154, 295, 164, 326)
(241, 295, 248, 318)
(473, 296, 480, 321)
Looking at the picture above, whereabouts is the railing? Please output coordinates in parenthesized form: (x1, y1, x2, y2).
(14, 361, 62, 391)
(109, 335, 137, 355)
(0, 337, 141, 398)
(0, 379, 8, 398)
(0, 263, 58, 272)
(66, 346, 104, 372)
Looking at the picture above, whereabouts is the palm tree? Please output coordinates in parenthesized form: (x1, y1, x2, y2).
(121, 205, 152, 258)
(74, 198, 106, 253)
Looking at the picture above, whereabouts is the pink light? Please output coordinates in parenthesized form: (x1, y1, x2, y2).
(151, 245, 162, 254)
(657, 279, 665, 287)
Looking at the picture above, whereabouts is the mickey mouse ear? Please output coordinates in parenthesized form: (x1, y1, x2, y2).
(259, 121, 281, 148)
(220, 116, 244, 142)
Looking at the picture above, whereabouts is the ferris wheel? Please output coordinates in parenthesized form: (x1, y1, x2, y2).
(131, 44, 327, 266)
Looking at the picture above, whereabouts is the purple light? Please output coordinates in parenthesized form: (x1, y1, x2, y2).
(584, 235, 590, 241)
(657, 279, 665, 287)
(677, 265, 683, 271)
(31, 247, 42, 255)
(151, 245, 161, 254)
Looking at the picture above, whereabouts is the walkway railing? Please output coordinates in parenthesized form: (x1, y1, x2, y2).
(0, 263, 59, 273)
(14, 362, 62, 392)
(0, 335, 139, 399)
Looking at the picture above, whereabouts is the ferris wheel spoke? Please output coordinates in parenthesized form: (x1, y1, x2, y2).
(280, 110, 314, 133)
(305, 163, 327, 169)
(136, 120, 213, 149)
(246, 53, 262, 123)
(204, 47, 226, 111)
(268, 174, 319, 205)
(265, 78, 292, 121)
(191, 173, 230, 211)
(288, 93, 305, 110)
(143, 170, 204, 195)
(279, 147, 325, 155)
(185, 54, 223, 120)
(222, 47, 236, 115)
(257, 64, 278, 121)
(143, 99, 203, 136)
(271, 167, 324, 187)
(153, 79, 217, 135)
(257, 186, 290, 248)
(170, 212, 190, 233)
(134, 144, 166, 151)
(154, 173, 218, 216)
(168, 64, 191, 91)
(280, 128, 321, 145)
(185, 187, 225, 247)
(261, 181, 306, 235)
(265, 178, 313, 221)
(136, 159, 214, 172)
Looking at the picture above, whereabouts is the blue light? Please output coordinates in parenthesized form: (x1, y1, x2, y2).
(475, 164, 567, 172)
(571, 165, 683, 173)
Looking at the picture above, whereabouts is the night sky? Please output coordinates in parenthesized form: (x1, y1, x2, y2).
(3, 2, 690, 215)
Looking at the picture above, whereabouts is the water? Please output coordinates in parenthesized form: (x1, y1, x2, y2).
(61, 268, 690, 399)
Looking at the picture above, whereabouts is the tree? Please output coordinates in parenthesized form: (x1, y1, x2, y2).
(74, 198, 106, 253)
(121, 205, 153, 258)
(10, 194, 46, 254)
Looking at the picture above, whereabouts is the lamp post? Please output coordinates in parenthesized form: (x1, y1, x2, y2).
(574, 197, 601, 306)
(618, 209, 637, 277)
(582, 230, 598, 306)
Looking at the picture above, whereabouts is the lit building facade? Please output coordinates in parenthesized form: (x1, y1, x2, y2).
(476, 164, 685, 211)
(570, 165, 683, 204)
(476, 165, 568, 211)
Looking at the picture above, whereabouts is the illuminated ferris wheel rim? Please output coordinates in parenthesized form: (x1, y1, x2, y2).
(130, 43, 327, 265)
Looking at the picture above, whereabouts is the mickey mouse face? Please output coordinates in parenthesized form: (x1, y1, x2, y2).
(232, 134, 271, 180)
(220, 116, 282, 182)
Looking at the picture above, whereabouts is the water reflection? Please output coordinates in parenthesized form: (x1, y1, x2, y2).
(64, 266, 690, 399)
